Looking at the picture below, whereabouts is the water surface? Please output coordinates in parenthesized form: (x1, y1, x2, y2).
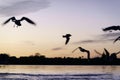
(0, 65, 119, 80)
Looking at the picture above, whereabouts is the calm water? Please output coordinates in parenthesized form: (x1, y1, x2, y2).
(0, 65, 119, 80)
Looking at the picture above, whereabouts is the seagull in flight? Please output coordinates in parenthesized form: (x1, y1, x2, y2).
(2, 16, 36, 27)
(102, 25, 120, 32)
(72, 47, 90, 60)
(72, 47, 90, 53)
(63, 34, 72, 45)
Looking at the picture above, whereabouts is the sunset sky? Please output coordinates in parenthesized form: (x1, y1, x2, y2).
(0, 0, 119, 58)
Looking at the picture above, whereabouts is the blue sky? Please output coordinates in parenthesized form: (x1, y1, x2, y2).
(0, 0, 119, 58)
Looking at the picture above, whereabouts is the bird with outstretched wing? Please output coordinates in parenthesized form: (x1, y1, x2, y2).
(102, 25, 120, 32)
(2, 16, 36, 27)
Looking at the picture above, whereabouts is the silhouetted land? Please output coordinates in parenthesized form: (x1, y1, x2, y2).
(0, 53, 120, 65)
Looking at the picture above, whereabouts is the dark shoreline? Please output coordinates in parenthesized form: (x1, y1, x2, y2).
(0, 53, 120, 65)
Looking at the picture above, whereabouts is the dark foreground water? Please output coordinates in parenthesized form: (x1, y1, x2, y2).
(0, 65, 119, 80)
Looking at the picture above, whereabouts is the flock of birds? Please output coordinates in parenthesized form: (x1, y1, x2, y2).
(2, 16, 120, 45)
(2, 16, 120, 59)
(2, 16, 72, 45)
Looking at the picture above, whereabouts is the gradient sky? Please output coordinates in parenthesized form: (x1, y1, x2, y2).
(0, 0, 120, 58)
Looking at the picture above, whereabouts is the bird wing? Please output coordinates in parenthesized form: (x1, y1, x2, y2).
(114, 36, 120, 43)
(65, 38, 70, 45)
(2, 17, 16, 25)
(104, 48, 110, 56)
(20, 17, 36, 25)
(62, 35, 66, 38)
(66, 34, 72, 37)
(116, 51, 120, 55)
(94, 50, 102, 55)
(103, 26, 120, 32)
(72, 48, 78, 53)
(79, 47, 86, 52)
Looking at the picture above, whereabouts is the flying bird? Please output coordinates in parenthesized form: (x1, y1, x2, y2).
(63, 34, 72, 45)
(2, 17, 36, 27)
(94, 48, 120, 60)
(113, 36, 120, 43)
(72, 47, 90, 60)
(102, 25, 120, 43)
(102, 25, 120, 32)
(72, 47, 90, 53)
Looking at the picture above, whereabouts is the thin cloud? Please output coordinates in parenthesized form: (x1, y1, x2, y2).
(0, 0, 50, 16)
(74, 39, 115, 44)
(73, 32, 119, 44)
(52, 47, 63, 51)
(80, 40, 97, 43)
(23, 41, 36, 46)
(100, 32, 120, 39)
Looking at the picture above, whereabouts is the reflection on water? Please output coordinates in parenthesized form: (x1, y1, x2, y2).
(0, 65, 119, 80)
(0, 65, 119, 74)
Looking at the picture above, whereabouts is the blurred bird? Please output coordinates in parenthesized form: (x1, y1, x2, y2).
(102, 25, 120, 32)
(2, 16, 36, 27)
(114, 36, 120, 43)
(72, 47, 90, 60)
(63, 34, 72, 45)
(72, 47, 90, 54)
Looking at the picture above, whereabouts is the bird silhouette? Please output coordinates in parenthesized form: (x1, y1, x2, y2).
(63, 34, 72, 45)
(113, 36, 120, 43)
(72, 47, 90, 60)
(110, 51, 120, 61)
(102, 25, 120, 32)
(102, 25, 120, 43)
(94, 49, 106, 59)
(94, 48, 120, 61)
(2, 17, 36, 27)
